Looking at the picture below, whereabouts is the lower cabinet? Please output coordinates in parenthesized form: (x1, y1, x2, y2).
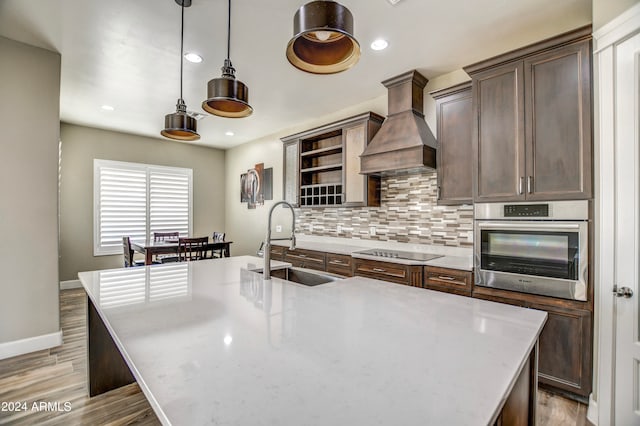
(325, 253, 354, 277)
(423, 266, 473, 296)
(284, 248, 326, 271)
(269, 245, 286, 261)
(473, 287, 592, 401)
(530, 302, 592, 399)
(353, 258, 423, 287)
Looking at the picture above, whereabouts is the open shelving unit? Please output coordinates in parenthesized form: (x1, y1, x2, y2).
(299, 130, 344, 207)
(281, 111, 384, 208)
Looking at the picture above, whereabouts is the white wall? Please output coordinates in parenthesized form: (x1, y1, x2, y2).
(0, 36, 61, 352)
(225, 70, 470, 256)
(593, 0, 637, 31)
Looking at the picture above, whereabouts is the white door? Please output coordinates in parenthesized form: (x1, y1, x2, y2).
(614, 30, 640, 426)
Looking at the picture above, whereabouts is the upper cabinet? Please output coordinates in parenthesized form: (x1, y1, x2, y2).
(465, 26, 593, 202)
(431, 82, 473, 205)
(281, 112, 384, 208)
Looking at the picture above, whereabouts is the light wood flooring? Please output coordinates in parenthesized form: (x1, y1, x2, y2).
(0, 288, 591, 425)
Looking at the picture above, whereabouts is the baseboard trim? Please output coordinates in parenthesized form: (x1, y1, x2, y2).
(587, 393, 598, 425)
(0, 330, 63, 360)
(60, 279, 82, 290)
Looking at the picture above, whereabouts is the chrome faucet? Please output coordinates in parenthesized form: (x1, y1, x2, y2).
(264, 201, 296, 280)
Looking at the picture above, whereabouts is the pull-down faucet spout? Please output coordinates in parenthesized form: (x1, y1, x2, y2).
(264, 201, 296, 280)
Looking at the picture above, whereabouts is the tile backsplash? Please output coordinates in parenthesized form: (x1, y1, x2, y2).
(295, 170, 474, 247)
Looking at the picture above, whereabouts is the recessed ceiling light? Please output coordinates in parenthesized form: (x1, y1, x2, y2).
(184, 52, 203, 63)
(101, 105, 114, 111)
(225, 131, 235, 136)
(371, 39, 388, 51)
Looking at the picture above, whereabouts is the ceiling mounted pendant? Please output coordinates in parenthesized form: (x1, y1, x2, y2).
(202, 0, 253, 118)
(286, 1, 360, 74)
(161, 0, 200, 141)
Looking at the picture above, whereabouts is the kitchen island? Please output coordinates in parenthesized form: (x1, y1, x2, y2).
(78, 256, 546, 425)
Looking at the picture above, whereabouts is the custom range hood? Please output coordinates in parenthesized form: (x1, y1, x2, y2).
(360, 70, 437, 175)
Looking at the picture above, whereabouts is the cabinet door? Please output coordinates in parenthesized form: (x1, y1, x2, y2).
(473, 61, 526, 202)
(530, 303, 592, 398)
(424, 266, 472, 296)
(284, 248, 326, 271)
(283, 140, 299, 206)
(524, 40, 592, 200)
(326, 253, 353, 276)
(435, 85, 473, 204)
(343, 123, 381, 207)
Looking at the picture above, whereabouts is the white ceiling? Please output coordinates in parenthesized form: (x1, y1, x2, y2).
(0, 0, 591, 149)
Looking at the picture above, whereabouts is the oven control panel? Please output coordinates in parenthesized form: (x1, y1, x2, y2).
(504, 204, 549, 217)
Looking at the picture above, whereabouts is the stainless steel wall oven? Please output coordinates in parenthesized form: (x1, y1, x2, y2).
(474, 201, 589, 301)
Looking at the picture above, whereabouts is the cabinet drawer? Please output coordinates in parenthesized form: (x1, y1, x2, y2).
(354, 259, 422, 287)
(424, 266, 473, 296)
(284, 248, 326, 271)
(269, 245, 286, 261)
(326, 253, 353, 277)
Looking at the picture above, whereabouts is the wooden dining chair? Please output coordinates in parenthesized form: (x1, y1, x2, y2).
(210, 232, 226, 258)
(122, 237, 145, 267)
(178, 237, 209, 262)
(153, 231, 180, 263)
(153, 231, 179, 242)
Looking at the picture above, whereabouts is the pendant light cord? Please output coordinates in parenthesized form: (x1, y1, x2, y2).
(180, 1, 185, 102)
(226, 0, 231, 60)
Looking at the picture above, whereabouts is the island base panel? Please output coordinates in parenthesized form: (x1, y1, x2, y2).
(88, 297, 135, 397)
(495, 342, 538, 425)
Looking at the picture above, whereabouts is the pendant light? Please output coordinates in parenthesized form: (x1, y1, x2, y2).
(286, 1, 360, 74)
(161, 0, 200, 141)
(202, 0, 253, 118)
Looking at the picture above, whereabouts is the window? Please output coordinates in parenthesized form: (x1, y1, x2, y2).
(94, 159, 193, 255)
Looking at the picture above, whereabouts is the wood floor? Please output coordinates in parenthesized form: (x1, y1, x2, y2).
(0, 288, 591, 425)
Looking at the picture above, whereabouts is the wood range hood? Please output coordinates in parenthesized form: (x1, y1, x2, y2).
(360, 70, 437, 175)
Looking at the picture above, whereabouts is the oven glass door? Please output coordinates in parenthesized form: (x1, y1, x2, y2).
(480, 229, 579, 280)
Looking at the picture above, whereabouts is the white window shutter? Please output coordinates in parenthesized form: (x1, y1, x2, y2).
(94, 160, 192, 256)
(149, 169, 191, 237)
(95, 164, 147, 255)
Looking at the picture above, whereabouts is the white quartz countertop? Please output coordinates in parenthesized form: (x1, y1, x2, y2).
(78, 256, 545, 426)
(274, 237, 474, 271)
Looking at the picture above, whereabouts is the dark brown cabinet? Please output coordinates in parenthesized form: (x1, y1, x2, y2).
(465, 26, 592, 202)
(353, 258, 423, 287)
(424, 266, 473, 296)
(284, 248, 326, 271)
(531, 302, 592, 398)
(473, 286, 592, 401)
(281, 112, 383, 208)
(325, 253, 354, 277)
(430, 82, 473, 205)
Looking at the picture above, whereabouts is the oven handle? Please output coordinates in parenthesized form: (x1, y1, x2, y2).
(476, 221, 581, 230)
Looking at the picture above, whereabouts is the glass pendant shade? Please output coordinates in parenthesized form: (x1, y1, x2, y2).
(286, 1, 360, 74)
(202, 60, 253, 118)
(162, 0, 200, 141)
(161, 99, 200, 141)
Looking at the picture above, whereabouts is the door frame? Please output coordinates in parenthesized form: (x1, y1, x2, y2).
(593, 3, 640, 424)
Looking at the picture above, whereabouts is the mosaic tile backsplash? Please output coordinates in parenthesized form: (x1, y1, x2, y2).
(295, 170, 474, 247)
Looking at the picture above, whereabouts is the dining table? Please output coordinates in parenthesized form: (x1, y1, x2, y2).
(130, 239, 233, 265)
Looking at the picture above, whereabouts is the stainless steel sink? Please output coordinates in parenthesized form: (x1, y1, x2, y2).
(256, 267, 342, 286)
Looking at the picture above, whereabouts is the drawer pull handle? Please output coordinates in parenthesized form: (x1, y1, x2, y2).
(330, 260, 346, 265)
(373, 268, 386, 273)
(297, 254, 306, 258)
(437, 276, 456, 281)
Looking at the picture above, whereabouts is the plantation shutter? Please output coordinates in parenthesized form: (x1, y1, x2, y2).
(95, 162, 147, 255)
(94, 160, 192, 255)
(149, 168, 191, 237)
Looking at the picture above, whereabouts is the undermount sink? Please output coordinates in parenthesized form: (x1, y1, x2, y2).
(256, 267, 342, 286)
